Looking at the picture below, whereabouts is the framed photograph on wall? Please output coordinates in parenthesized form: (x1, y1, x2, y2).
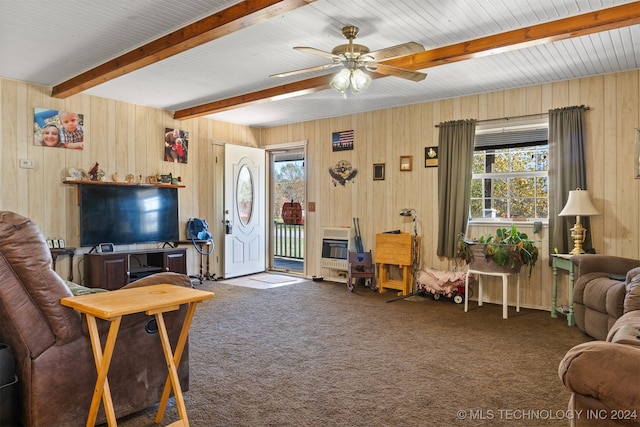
(34, 108, 85, 149)
(164, 128, 189, 163)
(400, 156, 413, 171)
(373, 163, 385, 180)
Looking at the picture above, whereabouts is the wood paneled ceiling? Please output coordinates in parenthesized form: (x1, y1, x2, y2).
(1, 0, 639, 128)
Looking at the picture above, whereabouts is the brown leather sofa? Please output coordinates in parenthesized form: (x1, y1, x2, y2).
(571, 255, 640, 340)
(0, 211, 191, 427)
(559, 265, 640, 426)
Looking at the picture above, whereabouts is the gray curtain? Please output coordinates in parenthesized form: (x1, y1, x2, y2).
(437, 119, 476, 257)
(548, 105, 590, 255)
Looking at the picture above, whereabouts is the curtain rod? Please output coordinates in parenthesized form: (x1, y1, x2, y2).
(435, 106, 590, 127)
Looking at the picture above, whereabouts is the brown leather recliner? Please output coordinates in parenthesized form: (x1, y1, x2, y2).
(0, 211, 191, 427)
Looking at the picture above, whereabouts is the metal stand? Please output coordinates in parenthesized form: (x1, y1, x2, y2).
(192, 240, 216, 284)
(164, 240, 217, 284)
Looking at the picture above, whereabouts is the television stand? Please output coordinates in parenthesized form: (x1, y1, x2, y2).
(129, 266, 164, 280)
(84, 248, 186, 290)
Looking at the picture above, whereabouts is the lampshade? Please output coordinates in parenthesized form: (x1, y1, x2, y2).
(330, 68, 372, 94)
(399, 208, 415, 217)
(330, 69, 351, 93)
(558, 189, 600, 217)
(350, 69, 371, 93)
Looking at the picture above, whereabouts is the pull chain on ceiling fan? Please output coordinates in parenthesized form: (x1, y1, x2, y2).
(271, 25, 428, 94)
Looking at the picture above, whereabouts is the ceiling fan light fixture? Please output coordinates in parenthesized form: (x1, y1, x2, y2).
(330, 68, 351, 93)
(350, 69, 371, 93)
(330, 68, 371, 94)
(276, 25, 426, 95)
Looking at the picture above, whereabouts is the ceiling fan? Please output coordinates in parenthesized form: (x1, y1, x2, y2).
(271, 25, 427, 93)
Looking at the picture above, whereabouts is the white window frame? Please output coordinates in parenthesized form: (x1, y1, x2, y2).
(470, 119, 549, 224)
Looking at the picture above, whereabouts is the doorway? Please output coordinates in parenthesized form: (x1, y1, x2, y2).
(223, 144, 266, 279)
(268, 144, 306, 275)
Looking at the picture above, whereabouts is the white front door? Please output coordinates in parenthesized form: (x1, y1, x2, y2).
(223, 144, 266, 278)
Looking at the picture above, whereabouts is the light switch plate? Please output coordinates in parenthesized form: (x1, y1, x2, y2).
(20, 159, 34, 169)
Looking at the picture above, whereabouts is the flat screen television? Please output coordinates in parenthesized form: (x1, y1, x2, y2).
(79, 185, 179, 247)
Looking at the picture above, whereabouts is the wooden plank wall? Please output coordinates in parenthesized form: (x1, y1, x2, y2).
(1, 70, 639, 311)
(260, 70, 640, 310)
(0, 79, 259, 282)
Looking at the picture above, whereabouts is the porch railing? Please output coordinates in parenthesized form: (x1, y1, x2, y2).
(273, 222, 304, 259)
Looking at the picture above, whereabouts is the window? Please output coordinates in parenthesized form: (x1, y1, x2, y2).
(470, 122, 548, 221)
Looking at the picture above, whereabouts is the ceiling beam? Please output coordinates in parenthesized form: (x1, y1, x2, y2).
(51, 0, 316, 99)
(174, 1, 640, 121)
(385, 1, 640, 71)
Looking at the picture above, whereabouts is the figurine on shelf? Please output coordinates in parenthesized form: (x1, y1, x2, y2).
(111, 172, 119, 182)
(88, 162, 100, 181)
(66, 167, 81, 180)
(125, 173, 135, 183)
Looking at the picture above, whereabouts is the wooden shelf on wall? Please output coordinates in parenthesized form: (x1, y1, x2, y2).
(63, 180, 185, 189)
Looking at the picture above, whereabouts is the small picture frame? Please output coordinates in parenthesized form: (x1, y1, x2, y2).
(635, 128, 640, 179)
(148, 175, 157, 184)
(400, 156, 413, 172)
(52, 239, 59, 249)
(425, 146, 439, 168)
(58, 239, 65, 249)
(373, 163, 385, 180)
(46, 239, 53, 249)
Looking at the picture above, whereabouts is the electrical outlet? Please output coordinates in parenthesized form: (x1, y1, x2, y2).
(19, 159, 35, 169)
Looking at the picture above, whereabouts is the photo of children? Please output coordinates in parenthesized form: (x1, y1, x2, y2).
(164, 127, 188, 163)
(33, 108, 85, 149)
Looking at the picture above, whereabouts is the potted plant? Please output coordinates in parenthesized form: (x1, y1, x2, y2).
(457, 225, 539, 278)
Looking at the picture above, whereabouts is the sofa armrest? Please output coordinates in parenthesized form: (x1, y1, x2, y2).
(559, 341, 640, 412)
(572, 255, 640, 281)
(624, 268, 640, 313)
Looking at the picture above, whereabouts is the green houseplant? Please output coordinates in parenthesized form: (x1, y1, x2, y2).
(457, 224, 539, 278)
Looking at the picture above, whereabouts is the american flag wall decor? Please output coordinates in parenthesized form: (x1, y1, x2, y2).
(332, 130, 354, 152)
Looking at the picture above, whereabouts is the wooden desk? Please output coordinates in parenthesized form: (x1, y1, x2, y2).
(51, 247, 75, 281)
(61, 284, 214, 427)
(551, 254, 575, 326)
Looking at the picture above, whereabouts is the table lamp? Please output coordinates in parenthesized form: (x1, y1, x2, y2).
(399, 208, 416, 219)
(558, 189, 600, 255)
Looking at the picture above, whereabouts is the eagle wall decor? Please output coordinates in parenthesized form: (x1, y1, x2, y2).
(329, 160, 357, 186)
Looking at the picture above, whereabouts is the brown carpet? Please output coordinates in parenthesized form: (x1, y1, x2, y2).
(112, 278, 591, 427)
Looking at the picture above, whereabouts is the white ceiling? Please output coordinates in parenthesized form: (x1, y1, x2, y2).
(1, 0, 638, 128)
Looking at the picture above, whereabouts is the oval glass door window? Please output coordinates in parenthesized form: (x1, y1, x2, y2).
(237, 165, 254, 225)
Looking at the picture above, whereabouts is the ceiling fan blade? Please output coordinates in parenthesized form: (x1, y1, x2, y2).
(365, 63, 427, 82)
(367, 42, 424, 61)
(271, 62, 343, 78)
(293, 46, 343, 61)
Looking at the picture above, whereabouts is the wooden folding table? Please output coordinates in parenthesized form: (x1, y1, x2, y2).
(61, 284, 214, 427)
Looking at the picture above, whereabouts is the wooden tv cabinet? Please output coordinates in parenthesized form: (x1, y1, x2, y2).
(84, 248, 186, 290)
